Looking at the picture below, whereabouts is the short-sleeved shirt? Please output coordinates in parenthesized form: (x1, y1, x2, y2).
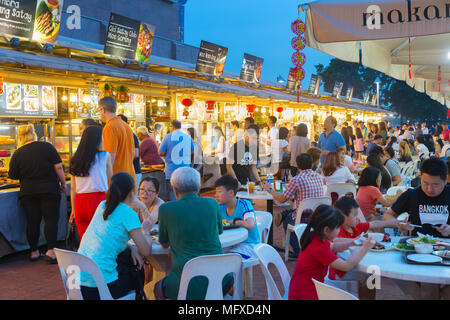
(283, 169, 324, 220)
(416, 143, 429, 158)
(328, 222, 371, 280)
(102, 117, 136, 182)
(219, 198, 260, 244)
(288, 233, 339, 300)
(133, 134, 141, 174)
(159, 130, 195, 180)
(391, 186, 450, 237)
(318, 130, 346, 165)
(322, 166, 355, 185)
(366, 142, 377, 155)
(227, 140, 259, 185)
(158, 193, 224, 300)
(356, 186, 383, 216)
(289, 136, 311, 167)
(78, 201, 142, 287)
(443, 129, 450, 141)
(384, 159, 401, 179)
(140, 136, 164, 165)
(9, 141, 62, 197)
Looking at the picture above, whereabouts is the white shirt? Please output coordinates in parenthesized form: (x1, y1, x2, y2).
(271, 139, 289, 163)
(75, 152, 109, 194)
(322, 166, 356, 185)
(267, 127, 279, 142)
(416, 143, 429, 159)
(422, 127, 429, 135)
(344, 155, 354, 171)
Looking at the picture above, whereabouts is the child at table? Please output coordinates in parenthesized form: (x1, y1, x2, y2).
(288, 205, 375, 300)
(328, 196, 411, 298)
(215, 175, 260, 259)
(356, 167, 403, 222)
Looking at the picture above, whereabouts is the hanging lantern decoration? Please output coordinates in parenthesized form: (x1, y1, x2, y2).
(438, 65, 441, 93)
(0, 76, 3, 95)
(205, 100, 215, 114)
(276, 106, 284, 117)
(181, 98, 193, 107)
(291, 16, 306, 103)
(246, 104, 256, 117)
(183, 109, 190, 118)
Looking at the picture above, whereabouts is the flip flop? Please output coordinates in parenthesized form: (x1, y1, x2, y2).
(29, 253, 43, 262)
(44, 255, 57, 264)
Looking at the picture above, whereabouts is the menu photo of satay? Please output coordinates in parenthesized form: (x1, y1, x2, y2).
(42, 86, 56, 112)
(6, 84, 21, 110)
(33, 0, 64, 43)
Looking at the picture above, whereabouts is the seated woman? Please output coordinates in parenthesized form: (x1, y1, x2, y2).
(356, 167, 403, 221)
(380, 146, 402, 187)
(321, 151, 356, 186)
(78, 172, 153, 300)
(137, 177, 164, 225)
(398, 140, 412, 163)
(366, 153, 392, 194)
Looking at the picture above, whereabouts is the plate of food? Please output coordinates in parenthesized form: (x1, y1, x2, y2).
(24, 98, 39, 112)
(42, 87, 56, 111)
(432, 250, 450, 260)
(222, 219, 239, 230)
(392, 242, 415, 252)
(407, 254, 443, 264)
(136, 23, 154, 62)
(6, 84, 21, 109)
(33, 0, 62, 43)
(369, 242, 392, 253)
(407, 235, 438, 245)
(24, 85, 38, 97)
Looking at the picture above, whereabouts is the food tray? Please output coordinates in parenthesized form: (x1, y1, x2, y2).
(402, 253, 450, 267)
(223, 225, 240, 230)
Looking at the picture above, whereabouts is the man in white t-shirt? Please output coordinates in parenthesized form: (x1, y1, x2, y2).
(421, 122, 429, 135)
(415, 135, 430, 160)
(266, 116, 279, 145)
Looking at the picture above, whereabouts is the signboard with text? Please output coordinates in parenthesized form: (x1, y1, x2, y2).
(308, 74, 321, 95)
(332, 81, 344, 98)
(195, 41, 228, 76)
(240, 53, 264, 83)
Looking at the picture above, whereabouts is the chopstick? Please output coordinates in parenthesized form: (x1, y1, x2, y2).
(399, 222, 423, 228)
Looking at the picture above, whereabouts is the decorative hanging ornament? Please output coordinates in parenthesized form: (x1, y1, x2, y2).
(291, 52, 306, 67)
(276, 106, 284, 113)
(291, 19, 305, 35)
(181, 98, 193, 107)
(408, 37, 412, 80)
(291, 36, 306, 51)
(0, 76, 3, 95)
(438, 65, 441, 93)
(205, 100, 215, 114)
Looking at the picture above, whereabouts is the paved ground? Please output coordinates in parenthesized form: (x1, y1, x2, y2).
(0, 198, 413, 300)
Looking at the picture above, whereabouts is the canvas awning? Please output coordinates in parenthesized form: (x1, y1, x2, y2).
(302, 0, 450, 106)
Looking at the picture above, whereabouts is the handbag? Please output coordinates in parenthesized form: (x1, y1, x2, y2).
(65, 222, 80, 252)
(116, 248, 147, 300)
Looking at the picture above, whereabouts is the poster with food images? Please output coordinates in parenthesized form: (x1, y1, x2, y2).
(240, 53, 264, 83)
(195, 41, 228, 76)
(0, 0, 37, 39)
(134, 94, 145, 119)
(32, 0, 64, 43)
(135, 23, 156, 63)
(41, 86, 56, 115)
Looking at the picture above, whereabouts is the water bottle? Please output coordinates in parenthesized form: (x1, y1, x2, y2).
(280, 181, 285, 193)
(405, 174, 411, 189)
(266, 174, 274, 189)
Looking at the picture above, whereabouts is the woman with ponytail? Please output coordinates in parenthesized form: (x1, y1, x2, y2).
(288, 205, 375, 300)
(78, 172, 153, 300)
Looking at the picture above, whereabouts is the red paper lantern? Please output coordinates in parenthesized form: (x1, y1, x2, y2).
(246, 104, 256, 113)
(0, 76, 3, 95)
(291, 52, 306, 67)
(290, 67, 305, 82)
(276, 107, 284, 113)
(182, 98, 193, 107)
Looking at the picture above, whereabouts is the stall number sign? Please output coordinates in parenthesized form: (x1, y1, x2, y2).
(0, 0, 64, 43)
(104, 13, 156, 63)
(0, 83, 57, 117)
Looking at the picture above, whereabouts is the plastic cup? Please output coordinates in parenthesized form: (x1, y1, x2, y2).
(248, 182, 255, 194)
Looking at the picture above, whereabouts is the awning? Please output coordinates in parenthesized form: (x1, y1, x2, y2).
(0, 47, 388, 114)
(302, 0, 450, 106)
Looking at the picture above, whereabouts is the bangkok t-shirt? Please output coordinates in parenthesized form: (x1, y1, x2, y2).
(391, 186, 450, 238)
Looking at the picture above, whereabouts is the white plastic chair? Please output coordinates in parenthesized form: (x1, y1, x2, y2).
(54, 248, 136, 300)
(254, 243, 291, 300)
(242, 211, 272, 298)
(325, 183, 357, 199)
(293, 224, 307, 244)
(285, 196, 332, 261)
(177, 253, 242, 300)
(312, 279, 359, 300)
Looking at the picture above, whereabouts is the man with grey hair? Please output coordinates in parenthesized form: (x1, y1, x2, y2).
(154, 167, 233, 300)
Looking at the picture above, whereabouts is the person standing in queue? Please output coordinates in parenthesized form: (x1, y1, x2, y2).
(98, 97, 136, 184)
(9, 124, 66, 263)
(118, 114, 142, 187)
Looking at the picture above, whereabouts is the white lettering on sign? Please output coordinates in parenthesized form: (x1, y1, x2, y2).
(66, 5, 81, 30)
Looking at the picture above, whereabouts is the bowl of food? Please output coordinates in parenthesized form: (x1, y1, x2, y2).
(367, 233, 384, 243)
(414, 244, 434, 254)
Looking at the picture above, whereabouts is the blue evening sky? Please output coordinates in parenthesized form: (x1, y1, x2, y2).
(184, 0, 332, 88)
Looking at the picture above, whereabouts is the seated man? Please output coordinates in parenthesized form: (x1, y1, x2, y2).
(155, 167, 233, 300)
(215, 175, 260, 259)
(262, 153, 325, 258)
(384, 157, 450, 238)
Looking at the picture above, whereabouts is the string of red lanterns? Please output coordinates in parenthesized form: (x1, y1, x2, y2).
(291, 17, 306, 103)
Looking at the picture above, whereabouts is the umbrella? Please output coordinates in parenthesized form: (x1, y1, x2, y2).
(301, 0, 450, 106)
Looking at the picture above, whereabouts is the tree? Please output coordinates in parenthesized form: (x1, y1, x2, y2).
(315, 58, 447, 122)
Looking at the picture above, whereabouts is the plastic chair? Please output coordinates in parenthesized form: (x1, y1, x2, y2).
(54, 248, 136, 300)
(254, 243, 291, 300)
(242, 211, 272, 298)
(386, 186, 407, 196)
(312, 279, 359, 300)
(177, 253, 242, 300)
(285, 197, 332, 261)
(325, 183, 357, 199)
(293, 224, 307, 244)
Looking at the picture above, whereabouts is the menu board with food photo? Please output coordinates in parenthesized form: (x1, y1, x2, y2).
(41, 86, 56, 115)
(240, 53, 264, 83)
(195, 41, 228, 77)
(133, 94, 145, 119)
(0, 83, 54, 117)
(78, 89, 99, 118)
(0, 0, 37, 39)
(32, 0, 64, 43)
(136, 23, 156, 63)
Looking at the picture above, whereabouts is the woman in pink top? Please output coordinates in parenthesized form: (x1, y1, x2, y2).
(356, 167, 402, 221)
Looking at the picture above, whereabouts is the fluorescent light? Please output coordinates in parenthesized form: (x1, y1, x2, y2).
(448, 51, 450, 59)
